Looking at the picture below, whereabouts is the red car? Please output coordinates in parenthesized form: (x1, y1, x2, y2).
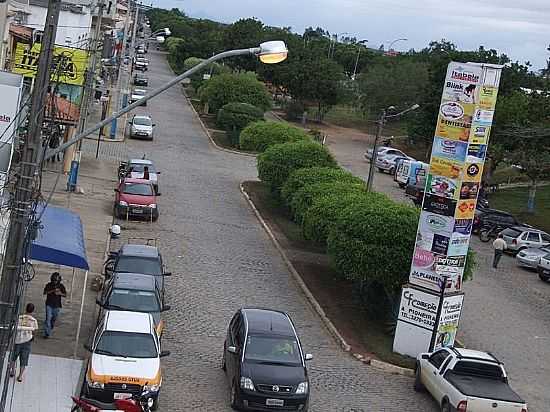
(114, 178, 159, 221)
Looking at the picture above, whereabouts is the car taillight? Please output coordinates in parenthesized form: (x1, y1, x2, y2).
(512, 239, 517, 245)
(457, 400, 467, 412)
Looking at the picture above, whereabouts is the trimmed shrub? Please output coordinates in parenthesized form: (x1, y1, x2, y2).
(290, 181, 366, 224)
(257, 141, 337, 192)
(281, 166, 363, 206)
(198, 73, 272, 113)
(217, 103, 264, 146)
(302, 191, 389, 245)
(240, 121, 309, 152)
(326, 200, 420, 297)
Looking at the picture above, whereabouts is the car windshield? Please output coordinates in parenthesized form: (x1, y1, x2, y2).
(133, 90, 146, 96)
(244, 335, 301, 365)
(501, 228, 522, 237)
(108, 288, 160, 312)
(133, 117, 151, 126)
(115, 256, 162, 275)
(122, 182, 153, 196)
(96, 331, 157, 358)
(130, 163, 156, 173)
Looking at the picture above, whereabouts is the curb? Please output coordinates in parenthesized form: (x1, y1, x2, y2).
(240, 183, 350, 352)
(182, 88, 256, 158)
(240, 183, 418, 377)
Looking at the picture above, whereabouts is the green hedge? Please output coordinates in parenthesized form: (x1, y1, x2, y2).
(326, 200, 420, 296)
(240, 121, 309, 152)
(302, 190, 389, 245)
(290, 181, 366, 223)
(257, 141, 337, 192)
(198, 73, 272, 113)
(217, 103, 264, 146)
(281, 166, 363, 206)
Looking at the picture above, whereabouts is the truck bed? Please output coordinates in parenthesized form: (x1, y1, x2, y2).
(444, 371, 525, 404)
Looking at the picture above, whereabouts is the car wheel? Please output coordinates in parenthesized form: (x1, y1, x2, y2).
(378, 167, 385, 173)
(398, 183, 406, 189)
(221, 351, 227, 371)
(389, 167, 395, 175)
(230, 381, 242, 411)
(539, 273, 549, 282)
(413, 364, 424, 392)
(441, 399, 451, 412)
(479, 230, 491, 242)
(149, 395, 159, 411)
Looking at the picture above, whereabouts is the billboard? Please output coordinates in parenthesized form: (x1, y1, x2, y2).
(12, 43, 89, 86)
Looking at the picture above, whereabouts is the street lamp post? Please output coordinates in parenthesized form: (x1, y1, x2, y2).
(352, 39, 368, 80)
(387, 37, 408, 52)
(366, 103, 419, 192)
(46, 41, 289, 159)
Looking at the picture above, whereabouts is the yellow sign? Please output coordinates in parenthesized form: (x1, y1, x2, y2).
(436, 101, 474, 142)
(463, 162, 483, 182)
(13, 43, 88, 86)
(430, 157, 463, 180)
(478, 86, 498, 110)
(455, 199, 476, 219)
(469, 124, 491, 144)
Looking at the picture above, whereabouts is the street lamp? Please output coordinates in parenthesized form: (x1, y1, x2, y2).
(387, 38, 408, 52)
(352, 39, 368, 80)
(47, 41, 290, 159)
(366, 103, 420, 191)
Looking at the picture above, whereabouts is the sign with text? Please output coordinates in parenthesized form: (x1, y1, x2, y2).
(435, 293, 465, 350)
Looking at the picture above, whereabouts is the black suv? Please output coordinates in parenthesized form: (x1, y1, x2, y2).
(133, 74, 148, 86)
(473, 208, 519, 234)
(223, 308, 312, 411)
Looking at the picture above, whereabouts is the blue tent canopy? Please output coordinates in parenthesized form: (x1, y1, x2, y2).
(31, 204, 89, 270)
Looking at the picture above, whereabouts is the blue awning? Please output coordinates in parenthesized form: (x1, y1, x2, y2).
(31, 204, 89, 270)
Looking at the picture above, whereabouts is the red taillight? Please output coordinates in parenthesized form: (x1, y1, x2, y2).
(457, 400, 468, 412)
(512, 239, 517, 245)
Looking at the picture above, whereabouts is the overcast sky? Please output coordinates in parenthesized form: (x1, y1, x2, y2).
(152, 0, 550, 70)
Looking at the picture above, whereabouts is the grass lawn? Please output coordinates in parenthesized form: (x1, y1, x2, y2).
(488, 185, 550, 232)
(243, 181, 416, 369)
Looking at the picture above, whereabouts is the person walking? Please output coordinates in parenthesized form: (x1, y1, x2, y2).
(492, 234, 507, 269)
(43, 272, 67, 338)
(9, 303, 38, 382)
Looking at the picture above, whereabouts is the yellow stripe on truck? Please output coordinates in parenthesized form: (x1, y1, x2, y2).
(88, 365, 161, 386)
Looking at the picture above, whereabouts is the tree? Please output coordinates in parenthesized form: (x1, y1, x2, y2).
(223, 18, 265, 72)
(198, 73, 272, 113)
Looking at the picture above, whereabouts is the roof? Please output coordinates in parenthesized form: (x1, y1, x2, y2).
(243, 308, 294, 337)
(31, 203, 89, 270)
(105, 310, 152, 333)
(453, 348, 498, 362)
(112, 272, 156, 290)
(119, 243, 160, 258)
(9, 24, 33, 42)
(129, 158, 153, 165)
(510, 225, 545, 233)
(122, 177, 153, 184)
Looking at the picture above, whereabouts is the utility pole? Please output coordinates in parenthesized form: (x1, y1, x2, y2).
(366, 109, 386, 192)
(0, 0, 61, 409)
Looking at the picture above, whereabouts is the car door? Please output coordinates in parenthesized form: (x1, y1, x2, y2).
(422, 350, 450, 395)
(525, 231, 541, 248)
(541, 233, 550, 247)
(226, 312, 242, 381)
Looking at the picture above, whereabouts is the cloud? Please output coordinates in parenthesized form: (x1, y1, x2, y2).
(154, 0, 550, 69)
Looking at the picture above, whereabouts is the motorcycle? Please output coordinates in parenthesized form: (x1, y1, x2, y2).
(479, 223, 505, 242)
(71, 391, 154, 412)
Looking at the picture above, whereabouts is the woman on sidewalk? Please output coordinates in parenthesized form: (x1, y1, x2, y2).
(9, 303, 38, 382)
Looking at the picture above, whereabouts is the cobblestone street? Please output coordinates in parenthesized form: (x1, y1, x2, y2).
(106, 51, 439, 411)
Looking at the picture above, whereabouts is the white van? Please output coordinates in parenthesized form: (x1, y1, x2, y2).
(396, 160, 429, 188)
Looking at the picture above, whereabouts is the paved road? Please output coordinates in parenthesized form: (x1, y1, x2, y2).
(109, 51, 438, 411)
(327, 129, 550, 411)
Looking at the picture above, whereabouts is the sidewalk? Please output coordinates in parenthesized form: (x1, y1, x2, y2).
(2, 155, 117, 412)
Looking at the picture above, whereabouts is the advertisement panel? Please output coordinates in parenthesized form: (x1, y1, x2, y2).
(432, 137, 468, 163)
(426, 174, 459, 200)
(13, 43, 89, 86)
(435, 294, 465, 350)
(430, 157, 463, 180)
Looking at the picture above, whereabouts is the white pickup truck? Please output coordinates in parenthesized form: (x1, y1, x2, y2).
(415, 347, 527, 412)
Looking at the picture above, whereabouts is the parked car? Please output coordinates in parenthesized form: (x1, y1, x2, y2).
(222, 308, 312, 411)
(129, 88, 147, 106)
(97, 272, 170, 335)
(108, 243, 167, 279)
(114, 178, 159, 221)
(134, 59, 148, 71)
(415, 347, 527, 412)
(537, 253, 550, 281)
(129, 115, 154, 140)
(472, 209, 519, 235)
(376, 153, 414, 174)
(500, 226, 550, 254)
(123, 158, 159, 193)
(364, 146, 407, 162)
(516, 246, 550, 269)
(133, 74, 148, 86)
(84, 310, 169, 410)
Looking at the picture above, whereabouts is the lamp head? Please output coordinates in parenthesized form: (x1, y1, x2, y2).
(164, 28, 171, 36)
(257, 41, 288, 64)
(156, 36, 165, 43)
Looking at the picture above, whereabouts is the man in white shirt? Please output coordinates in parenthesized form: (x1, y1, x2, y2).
(492, 234, 507, 269)
(9, 303, 38, 382)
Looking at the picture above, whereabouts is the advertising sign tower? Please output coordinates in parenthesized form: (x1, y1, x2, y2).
(393, 62, 502, 357)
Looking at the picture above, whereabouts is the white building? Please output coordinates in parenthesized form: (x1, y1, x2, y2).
(26, 0, 93, 48)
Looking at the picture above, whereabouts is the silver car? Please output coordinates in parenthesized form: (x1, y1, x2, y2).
(127, 158, 159, 192)
(516, 246, 550, 269)
(500, 226, 550, 254)
(538, 254, 550, 281)
(129, 115, 154, 140)
(364, 146, 406, 162)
